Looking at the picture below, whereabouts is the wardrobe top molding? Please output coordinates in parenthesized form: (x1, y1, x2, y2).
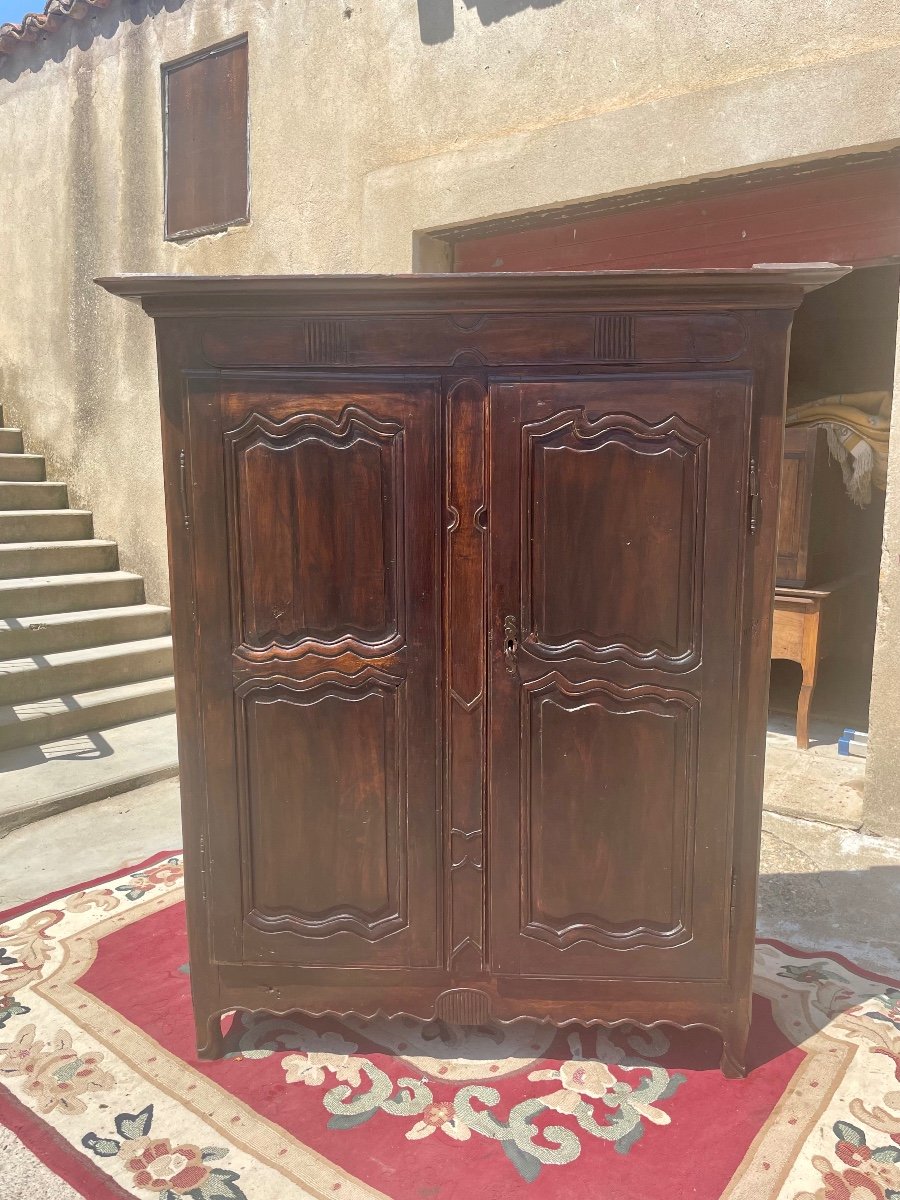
(97, 265, 849, 317)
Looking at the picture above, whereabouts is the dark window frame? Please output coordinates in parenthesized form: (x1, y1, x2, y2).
(161, 34, 251, 242)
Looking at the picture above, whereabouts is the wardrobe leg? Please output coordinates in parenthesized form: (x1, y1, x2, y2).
(195, 1009, 226, 1060)
(719, 1012, 751, 1078)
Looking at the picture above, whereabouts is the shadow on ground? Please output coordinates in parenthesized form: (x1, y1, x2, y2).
(758, 860, 900, 977)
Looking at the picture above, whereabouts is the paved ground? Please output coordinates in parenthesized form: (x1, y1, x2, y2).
(0, 775, 182, 908)
(0, 713, 178, 837)
(763, 713, 866, 829)
(0, 1123, 79, 1200)
(3, 768, 899, 974)
(757, 810, 900, 975)
(0, 780, 184, 1200)
(1, 763, 898, 1200)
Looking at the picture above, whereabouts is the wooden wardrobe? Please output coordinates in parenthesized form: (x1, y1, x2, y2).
(100, 267, 846, 1077)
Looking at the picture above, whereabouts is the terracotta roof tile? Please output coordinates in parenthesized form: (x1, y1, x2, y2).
(0, 0, 111, 56)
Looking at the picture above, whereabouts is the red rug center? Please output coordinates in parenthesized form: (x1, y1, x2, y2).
(76, 901, 804, 1198)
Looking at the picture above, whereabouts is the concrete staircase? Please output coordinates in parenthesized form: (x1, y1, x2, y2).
(0, 406, 178, 831)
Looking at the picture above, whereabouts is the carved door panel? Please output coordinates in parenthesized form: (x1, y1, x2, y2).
(186, 376, 441, 967)
(488, 375, 751, 981)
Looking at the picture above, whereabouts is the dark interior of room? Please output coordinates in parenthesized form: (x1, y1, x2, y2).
(769, 264, 899, 731)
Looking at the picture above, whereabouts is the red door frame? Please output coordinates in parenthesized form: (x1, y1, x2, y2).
(448, 153, 900, 272)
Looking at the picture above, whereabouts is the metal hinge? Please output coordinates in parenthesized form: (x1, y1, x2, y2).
(747, 457, 760, 534)
(730, 870, 738, 920)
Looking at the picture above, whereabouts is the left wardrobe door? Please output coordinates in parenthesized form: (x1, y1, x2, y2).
(184, 375, 442, 970)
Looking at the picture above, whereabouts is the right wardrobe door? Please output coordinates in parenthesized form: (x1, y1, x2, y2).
(487, 374, 752, 983)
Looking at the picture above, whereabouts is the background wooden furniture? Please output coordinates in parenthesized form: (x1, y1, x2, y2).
(772, 573, 868, 748)
(777, 427, 834, 587)
(100, 266, 846, 1079)
(776, 425, 870, 589)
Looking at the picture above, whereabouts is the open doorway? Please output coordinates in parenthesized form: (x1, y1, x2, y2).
(440, 149, 900, 829)
(763, 265, 897, 827)
(771, 266, 898, 734)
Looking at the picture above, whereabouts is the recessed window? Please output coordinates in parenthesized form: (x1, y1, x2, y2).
(162, 37, 249, 241)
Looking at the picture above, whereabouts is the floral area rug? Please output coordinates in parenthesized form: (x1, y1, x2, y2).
(1, 852, 899, 1200)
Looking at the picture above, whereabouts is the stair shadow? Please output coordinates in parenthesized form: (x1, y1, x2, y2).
(1, 727, 114, 770)
(0, 625, 114, 767)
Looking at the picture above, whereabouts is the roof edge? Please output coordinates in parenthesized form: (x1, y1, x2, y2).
(0, 0, 112, 57)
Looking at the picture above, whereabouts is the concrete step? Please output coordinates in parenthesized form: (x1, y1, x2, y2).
(0, 712, 179, 837)
(0, 571, 144, 618)
(0, 510, 93, 542)
(0, 540, 118, 579)
(0, 429, 24, 453)
(0, 453, 44, 482)
(0, 675, 176, 752)
(0, 636, 174, 705)
(0, 481, 67, 510)
(0, 603, 171, 656)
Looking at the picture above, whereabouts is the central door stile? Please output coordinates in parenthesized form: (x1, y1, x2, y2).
(444, 375, 488, 978)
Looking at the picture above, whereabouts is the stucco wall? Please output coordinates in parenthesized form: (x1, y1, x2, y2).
(0, 0, 899, 823)
(866, 291, 900, 837)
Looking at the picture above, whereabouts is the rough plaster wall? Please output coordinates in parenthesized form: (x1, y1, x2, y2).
(0, 0, 899, 823)
(2, 0, 900, 599)
(362, 43, 900, 271)
(866, 289, 900, 837)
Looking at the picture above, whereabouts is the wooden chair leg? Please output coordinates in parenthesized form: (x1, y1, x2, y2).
(796, 680, 813, 750)
(796, 610, 821, 751)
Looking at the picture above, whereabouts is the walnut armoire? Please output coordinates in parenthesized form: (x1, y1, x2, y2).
(100, 266, 846, 1077)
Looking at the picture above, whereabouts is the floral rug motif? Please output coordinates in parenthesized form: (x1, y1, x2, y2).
(0, 852, 899, 1199)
